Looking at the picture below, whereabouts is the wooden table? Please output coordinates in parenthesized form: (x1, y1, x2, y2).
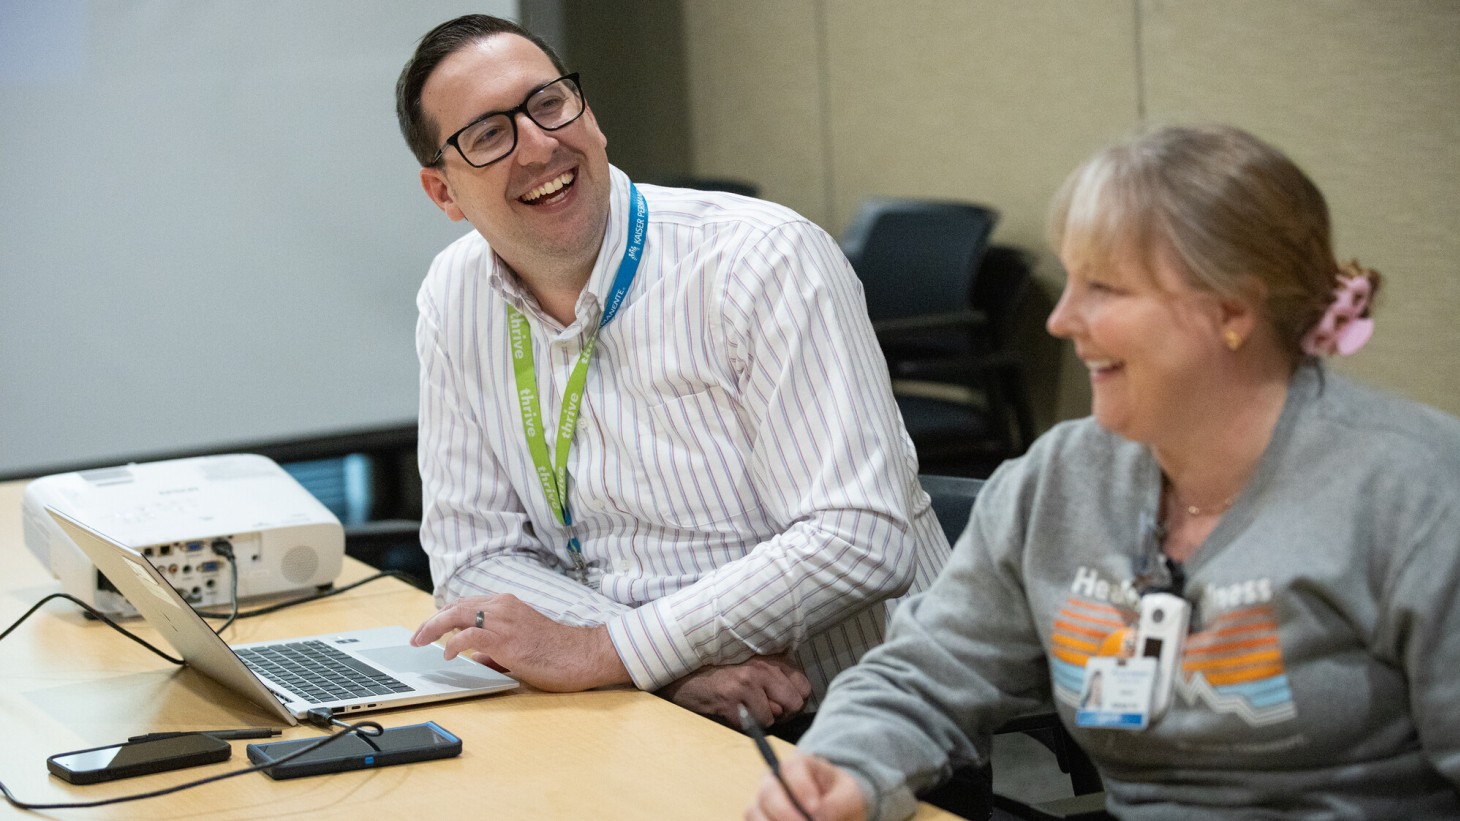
(0, 480, 952, 818)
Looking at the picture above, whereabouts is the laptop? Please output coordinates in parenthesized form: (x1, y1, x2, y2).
(47, 507, 518, 725)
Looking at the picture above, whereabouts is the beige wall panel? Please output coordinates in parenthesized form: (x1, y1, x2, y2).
(565, 0, 691, 182)
(820, 0, 1138, 243)
(681, 1, 830, 224)
(1142, 0, 1460, 416)
(674, 0, 1457, 431)
(819, 1, 1140, 424)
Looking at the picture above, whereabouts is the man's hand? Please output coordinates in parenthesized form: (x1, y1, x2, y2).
(410, 594, 631, 692)
(745, 753, 867, 821)
(657, 654, 812, 728)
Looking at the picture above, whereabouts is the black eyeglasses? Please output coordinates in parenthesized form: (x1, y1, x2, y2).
(430, 73, 585, 168)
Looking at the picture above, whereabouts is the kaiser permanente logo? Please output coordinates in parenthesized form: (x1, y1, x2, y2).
(604, 194, 646, 321)
(625, 192, 646, 261)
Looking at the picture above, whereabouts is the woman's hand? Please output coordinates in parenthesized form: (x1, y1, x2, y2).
(746, 753, 868, 821)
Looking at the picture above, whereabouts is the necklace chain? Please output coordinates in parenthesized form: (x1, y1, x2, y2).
(1178, 496, 1234, 517)
(1164, 478, 1236, 517)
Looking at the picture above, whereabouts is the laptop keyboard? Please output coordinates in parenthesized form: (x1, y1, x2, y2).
(236, 640, 415, 703)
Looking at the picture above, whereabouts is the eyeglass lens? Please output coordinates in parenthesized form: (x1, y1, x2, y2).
(455, 77, 583, 166)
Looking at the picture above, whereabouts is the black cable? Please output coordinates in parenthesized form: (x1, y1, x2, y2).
(0, 593, 184, 666)
(208, 542, 240, 636)
(192, 570, 423, 621)
(0, 719, 383, 811)
(0, 573, 419, 809)
(2, 572, 419, 666)
(310, 708, 383, 751)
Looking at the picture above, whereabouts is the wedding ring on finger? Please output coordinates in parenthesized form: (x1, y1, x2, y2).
(475, 610, 485, 629)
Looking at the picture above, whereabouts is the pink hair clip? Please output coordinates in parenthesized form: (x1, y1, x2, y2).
(1300, 272, 1374, 357)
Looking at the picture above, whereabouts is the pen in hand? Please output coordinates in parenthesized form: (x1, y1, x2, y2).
(738, 704, 814, 821)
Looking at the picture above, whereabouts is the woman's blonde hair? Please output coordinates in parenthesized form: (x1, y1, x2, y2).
(1050, 124, 1379, 364)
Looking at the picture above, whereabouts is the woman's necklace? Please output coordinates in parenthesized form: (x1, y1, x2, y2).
(1163, 478, 1236, 518)
(1159, 480, 1233, 564)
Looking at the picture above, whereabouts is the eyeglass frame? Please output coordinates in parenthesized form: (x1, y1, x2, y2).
(428, 73, 585, 168)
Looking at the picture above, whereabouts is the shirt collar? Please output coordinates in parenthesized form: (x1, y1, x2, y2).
(485, 165, 633, 332)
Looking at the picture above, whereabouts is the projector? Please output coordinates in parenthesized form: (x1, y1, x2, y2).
(21, 454, 344, 618)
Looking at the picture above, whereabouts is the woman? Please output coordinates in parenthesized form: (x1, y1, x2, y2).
(747, 124, 1460, 820)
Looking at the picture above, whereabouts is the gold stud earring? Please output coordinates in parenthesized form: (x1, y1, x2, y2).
(1225, 329, 1243, 351)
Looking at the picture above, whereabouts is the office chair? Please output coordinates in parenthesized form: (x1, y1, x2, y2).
(916, 475, 1109, 821)
(842, 200, 1035, 477)
(647, 174, 760, 198)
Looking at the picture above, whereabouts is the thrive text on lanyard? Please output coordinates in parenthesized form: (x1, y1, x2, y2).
(507, 183, 646, 586)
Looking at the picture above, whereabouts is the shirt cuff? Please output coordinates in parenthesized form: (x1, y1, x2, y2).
(605, 597, 703, 691)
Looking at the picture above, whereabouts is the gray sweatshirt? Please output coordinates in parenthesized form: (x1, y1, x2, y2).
(800, 365, 1460, 819)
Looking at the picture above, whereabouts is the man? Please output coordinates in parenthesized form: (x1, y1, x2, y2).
(397, 14, 949, 729)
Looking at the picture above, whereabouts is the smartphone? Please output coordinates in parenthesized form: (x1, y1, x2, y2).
(246, 721, 461, 780)
(47, 734, 232, 785)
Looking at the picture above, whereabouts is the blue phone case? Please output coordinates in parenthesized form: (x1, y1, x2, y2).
(245, 721, 461, 780)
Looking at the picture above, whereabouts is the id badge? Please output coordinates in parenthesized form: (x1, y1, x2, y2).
(1074, 655, 1157, 730)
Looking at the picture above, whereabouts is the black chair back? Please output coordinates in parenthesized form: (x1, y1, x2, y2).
(843, 198, 1032, 476)
(919, 474, 984, 545)
(841, 199, 998, 324)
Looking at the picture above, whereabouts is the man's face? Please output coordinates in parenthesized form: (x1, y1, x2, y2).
(419, 34, 610, 278)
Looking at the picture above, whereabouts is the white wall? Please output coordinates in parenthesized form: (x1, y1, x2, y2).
(0, 0, 518, 477)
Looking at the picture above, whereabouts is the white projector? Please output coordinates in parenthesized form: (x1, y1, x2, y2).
(21, 453, 344, 618)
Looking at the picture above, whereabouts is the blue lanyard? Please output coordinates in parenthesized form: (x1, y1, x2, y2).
(507, 183, 646, 584)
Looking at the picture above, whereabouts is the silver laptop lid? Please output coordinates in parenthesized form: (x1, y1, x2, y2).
(47, 507, 300, 724)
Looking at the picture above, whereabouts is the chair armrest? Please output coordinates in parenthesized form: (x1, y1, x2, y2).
(993, 791, 1112, 820)
(872, 308, 989, 335)
(996, 712, 1064, 735)
(891, 349, 1024, 383)
(996, 711, 1104, 797)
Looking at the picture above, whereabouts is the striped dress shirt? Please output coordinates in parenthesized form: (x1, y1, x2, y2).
(415, 165, 950, 699)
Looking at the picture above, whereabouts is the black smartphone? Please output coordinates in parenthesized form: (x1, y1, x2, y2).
(47, 734, 232, 785)
(245, 721, 461, 780)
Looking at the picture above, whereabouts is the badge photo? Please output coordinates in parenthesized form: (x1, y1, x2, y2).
(1075, 655, 1158, 731)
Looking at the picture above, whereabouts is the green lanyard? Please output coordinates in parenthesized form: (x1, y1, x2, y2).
(508, 183, 646, 584)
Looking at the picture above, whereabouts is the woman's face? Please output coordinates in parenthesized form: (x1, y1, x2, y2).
(1046, 242, 1232, 446)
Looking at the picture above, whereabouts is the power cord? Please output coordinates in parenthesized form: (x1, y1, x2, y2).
(0, 717, 382, 811)
(192, 570, 425, 622)
(309, 708, 383, 751)
(0, 593, 184, 666)
(207, 540, 240, 635)
(0, 572, 421, 810)
(0, 571, 424, 664)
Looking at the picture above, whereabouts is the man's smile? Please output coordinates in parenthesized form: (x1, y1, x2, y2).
(520, 171, 575, 205)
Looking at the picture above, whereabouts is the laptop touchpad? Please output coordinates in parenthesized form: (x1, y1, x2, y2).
(358, 645, 482, 676)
